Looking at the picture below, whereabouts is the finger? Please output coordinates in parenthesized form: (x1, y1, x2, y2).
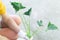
(1, 15, 21, 28)
(2, 14, 20, 33)
(10, 15, 21, 25)
(0, 28, 17, 40)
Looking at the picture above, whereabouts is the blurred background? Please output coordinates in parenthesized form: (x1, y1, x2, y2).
(2, 0, 60, 40)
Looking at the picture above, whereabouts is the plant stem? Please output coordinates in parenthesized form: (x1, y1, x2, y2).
(27, 16, 31, 38)
(18, 12, 32, 39)
(22, 15, 30, 33)
(19, 13, 31, 38)
(19, 14, 27, 31)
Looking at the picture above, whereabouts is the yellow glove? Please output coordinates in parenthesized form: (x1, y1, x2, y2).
(0, 1, 6, 15)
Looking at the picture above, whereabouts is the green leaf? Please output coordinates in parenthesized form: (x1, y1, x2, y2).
(37, 20, 43, 26)
(47, 22, 58, 30)
(24, 8, 32, 16)
(11, 2, 26, 12)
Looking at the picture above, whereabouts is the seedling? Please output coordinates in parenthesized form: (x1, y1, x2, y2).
(11, 2, 58, 40)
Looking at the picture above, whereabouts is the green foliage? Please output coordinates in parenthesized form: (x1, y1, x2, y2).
(11, 1, 58, 39)
(11, 2, 26, 12)
(47, 22, 58, 30)
(24, 8, 32, 16)
(37, 20, 43, 26)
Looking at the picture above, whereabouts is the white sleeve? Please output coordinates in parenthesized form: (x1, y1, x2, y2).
(18, 30, 26, 38)
(17, 30, 29, 40)
(17, 37, 25, 40)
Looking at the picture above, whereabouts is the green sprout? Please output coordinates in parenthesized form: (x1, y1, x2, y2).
(11, 2, 26, 12)
(11, 2, 58, 39)
(47, 22, 58, 30)
(37, 20, 43, 26)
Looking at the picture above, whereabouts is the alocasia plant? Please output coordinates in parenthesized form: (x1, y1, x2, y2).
(37, 20, 43, 26)
(24, 8, 32, 16)
(11, 2, 25, 12)
(47, 22, 58, 30)
(11, 2, 58, 40)
(11, 2, 32, 39)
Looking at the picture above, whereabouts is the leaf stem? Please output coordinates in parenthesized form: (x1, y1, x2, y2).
(19, 14, 27, 32)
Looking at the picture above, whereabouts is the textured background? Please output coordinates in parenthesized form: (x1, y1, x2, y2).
(2, 0, 60, 40)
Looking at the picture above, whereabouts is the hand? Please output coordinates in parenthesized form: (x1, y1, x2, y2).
(0, 15, 21, 40)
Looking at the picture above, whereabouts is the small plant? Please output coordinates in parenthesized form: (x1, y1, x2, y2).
(11, 2, 58, 40)
(47, 22, 58, 30)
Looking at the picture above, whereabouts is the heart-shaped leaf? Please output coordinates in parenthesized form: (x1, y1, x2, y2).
(11, 2, 26, 12)
(37, 20, 43, 26)
(47, 22, 58, 30)
(24, 8, 32, 16)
